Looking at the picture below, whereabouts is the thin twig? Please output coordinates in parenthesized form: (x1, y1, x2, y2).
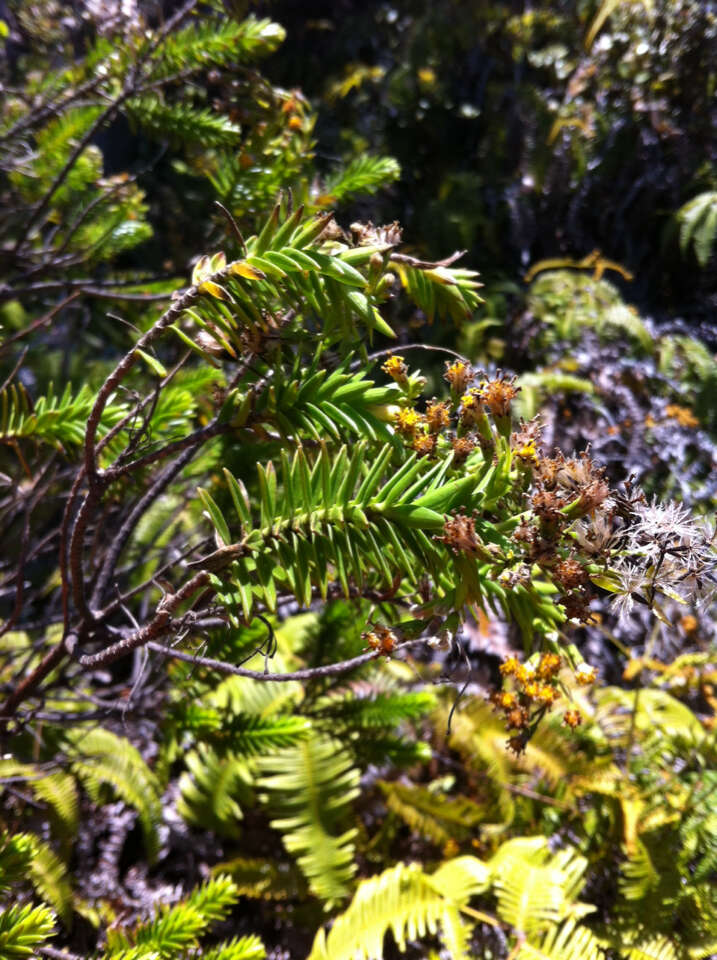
(363, 342, 472, 370)
(145, 641, 394, 682)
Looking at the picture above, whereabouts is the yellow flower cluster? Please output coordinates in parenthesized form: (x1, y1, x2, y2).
(496, 652, 594, 750)
(382, 354, 408, 385)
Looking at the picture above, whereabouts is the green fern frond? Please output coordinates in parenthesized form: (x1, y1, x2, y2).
(594, 688, 707, 746)
(26, 836, 73, 927)
(211, 856, 306, 901)
(216, 713, 312, 756)
(312, 690, 435, 730)
(0, 833, 36, 892)
(257, 734, 360, 906)
(208, 670, 302, 719)
(0, 762, 79, 848)
(0, 903, 56, 959)
(65, 728, 163, 862)
(615, 934, 680, 960)
(177, 744, 252, 837)
(677, 191, 717, 266)
(379, 780, 486, 847)
(322, 156, 401, 205)
(30, 770, 79, 841)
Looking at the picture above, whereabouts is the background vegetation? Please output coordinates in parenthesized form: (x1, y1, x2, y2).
(0, 2, 715, 959)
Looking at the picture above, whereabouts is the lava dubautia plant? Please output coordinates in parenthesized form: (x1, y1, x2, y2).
(0, 2, 716, 959)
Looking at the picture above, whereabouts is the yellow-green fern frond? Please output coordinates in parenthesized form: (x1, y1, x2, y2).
(65, 728, 162, 862)
(489, 838, 594, 938)
(177, 744, 252, 838)
(257, 734, 360, 907)
(518, 918, 603, 960)
(26, 836, 73, 927)
(379, 780, 486, 846)
(307, 856, 489, 960)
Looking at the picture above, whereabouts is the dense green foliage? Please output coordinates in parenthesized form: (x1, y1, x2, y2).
(0, 2, 715, 959)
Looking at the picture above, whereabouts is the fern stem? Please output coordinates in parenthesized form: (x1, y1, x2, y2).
(459, 903, 504, 929)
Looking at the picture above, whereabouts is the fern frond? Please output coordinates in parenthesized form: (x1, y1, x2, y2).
(177, 744, 252, 837)
(257, 734, 360, 906)
(312, 690, 435, 730)
(31, 770, 79, 842)
(489, 838, 592, 937)
(307, 856, 488, 960)
(211, 856, 306, 901)
(615, 934, 680, 960)
(65, 728, 162, 862)
(0, 833, 36, 892)
(209, 672, 302, 718)
(26, 836, 73, 927)
(518, 919, 603, 960)
(677, 191, 717, 267)
(380, 780, 486, 846)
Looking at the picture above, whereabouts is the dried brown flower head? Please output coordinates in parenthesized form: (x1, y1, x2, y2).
(575, 663, 597, 686)
(553, 557, 589, 591)
(425, 400, 451, 433)
(531, 489, 565, 524)
(450, 434, 476, 465)
(437, 512, 483, 556)
(563, 709, 583, 728)
(506, 706, 530, 729)
(351, 220, 403, 246)
(458, 389, 485, 428)
(560, 591, 592, 622)
(363, 625, 398, 657)
(512, 418, 542, 464)
(412, 432, 438, 458)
